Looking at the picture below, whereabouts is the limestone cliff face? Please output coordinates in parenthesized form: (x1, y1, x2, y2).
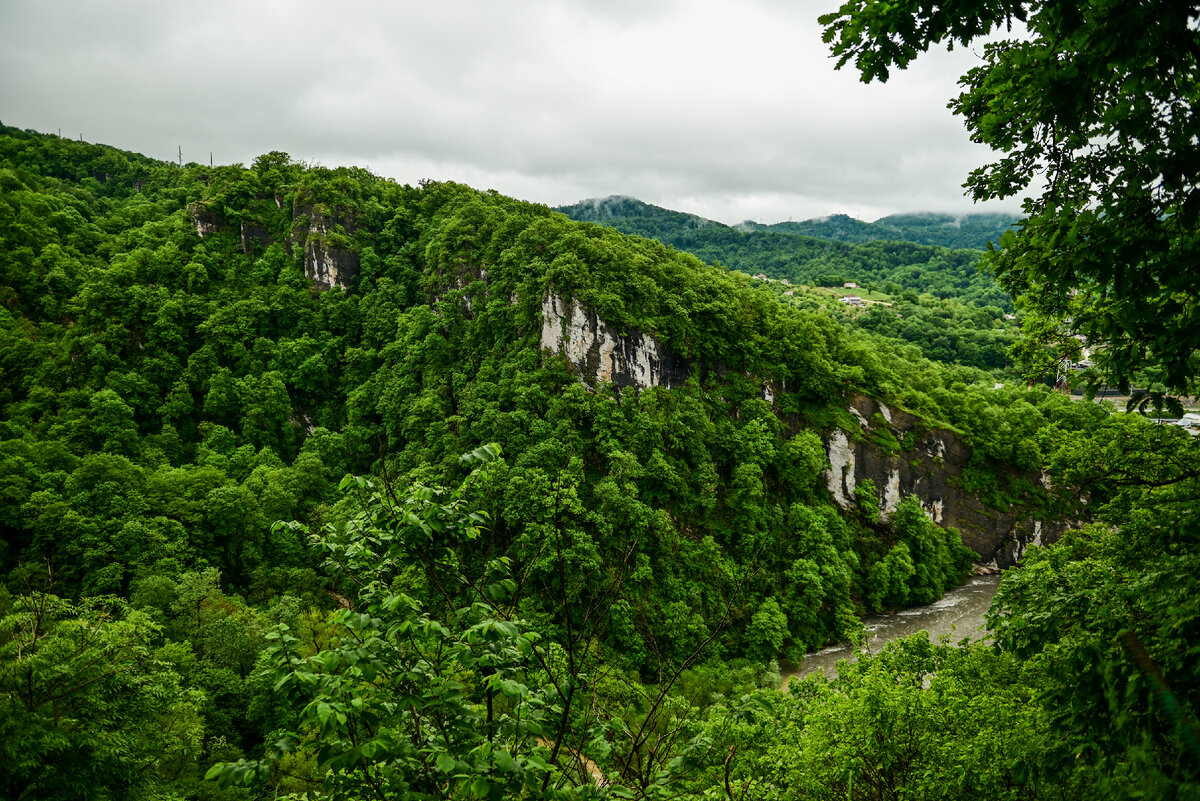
(539, 293, 689, 390)
(190, 205, 223, 239)
(189, 200, 358, 288)
(536, 294, 1058, 565)
(823, 394, 1057, 567)
(292, 205, 359, 291)
(239, 221, 271, 255)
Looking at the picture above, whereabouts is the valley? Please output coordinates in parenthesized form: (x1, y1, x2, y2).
(0, 125, 1197, 801)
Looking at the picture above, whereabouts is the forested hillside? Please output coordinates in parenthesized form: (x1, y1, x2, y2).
(2, 126, 1196, 800)
(557, 196, 1022, 375)
(739, 210, 1018, 250)
(557, 196, 1014, 309)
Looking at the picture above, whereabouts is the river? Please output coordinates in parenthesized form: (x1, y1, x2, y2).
(782, 574, 1002, 685)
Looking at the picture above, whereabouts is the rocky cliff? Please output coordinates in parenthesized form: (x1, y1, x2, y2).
(539, 293, 689, 390)
(189, 202, 358, 290)
(824, 393, 1058, 567)
(538, 297, 1057, 566)
(187, 184, 1061, 566)
(239, 221, 272, 255)
(292, 204, 358, 291)
(190, 205, 223, 239)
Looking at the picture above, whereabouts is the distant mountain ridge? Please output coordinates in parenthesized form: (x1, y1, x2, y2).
(740, 211, 1020, 251)
(556, 195, 724, 238)
(556, 196, 1015, 309)
(558, 196, 1020, 251)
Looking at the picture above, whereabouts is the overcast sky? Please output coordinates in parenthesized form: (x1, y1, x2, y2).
(1, 0, 1023, 225)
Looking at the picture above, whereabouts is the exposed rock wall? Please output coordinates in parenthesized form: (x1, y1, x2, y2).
(292, 205, 358, 290)
(239, 221, 271, 255)
(535, 300, 1051, 567)
(190, 205, 223, 238)
(823, 394, 1060, 567)
(303, 235, 359, 291)
(539, 293, 689, 390)
(189, 200, 359, 289)
(194, 191, 1061, 564)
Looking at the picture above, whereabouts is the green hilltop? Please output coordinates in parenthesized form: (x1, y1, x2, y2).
(1, 125, 1023, 654)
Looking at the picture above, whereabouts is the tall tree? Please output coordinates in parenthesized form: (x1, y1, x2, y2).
(821, 0, 1200, 404)
(0, 593, 205, 801)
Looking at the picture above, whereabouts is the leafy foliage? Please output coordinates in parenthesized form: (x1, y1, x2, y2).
(0, 124, 1123, 800)
(742, 210, 1019, 251)
(211, 463, 584, 799)
(556, 196, 1015, 310)
(988, 417, 1200, 798)
(0, 592, 207, 801)
(821, 0, 1200, 399)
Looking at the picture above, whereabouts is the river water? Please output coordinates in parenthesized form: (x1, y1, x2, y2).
(782, 574, 1002, 685)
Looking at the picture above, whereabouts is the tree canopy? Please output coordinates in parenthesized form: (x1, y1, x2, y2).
(6, 122, 1190, 799)
(557, 196, 1016, 312)
(821, 0, 1200, 404)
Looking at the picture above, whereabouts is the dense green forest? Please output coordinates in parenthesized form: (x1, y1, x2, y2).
(1, 123, 1197, 801)
(556, 196, 1015, 310)
(747, 277, 1021, 375)
(557, 197, 1022, 375)
(739, 210, 1018, 251)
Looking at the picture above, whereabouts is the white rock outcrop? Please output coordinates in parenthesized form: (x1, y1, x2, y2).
(539, 294, 688, 390)
(303, 217, 357, 290)
(881, 469, 902, 518)
(820, 393, 1064, 567)
(825, 430, 857, 508)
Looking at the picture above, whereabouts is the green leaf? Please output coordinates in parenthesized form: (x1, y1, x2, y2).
(459, 442, 502, 467)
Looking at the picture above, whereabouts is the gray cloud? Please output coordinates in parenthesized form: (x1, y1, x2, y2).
(0, 0, 1023, 223)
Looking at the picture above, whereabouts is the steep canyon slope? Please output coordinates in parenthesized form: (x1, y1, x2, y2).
(0, 127, 1087, 672)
